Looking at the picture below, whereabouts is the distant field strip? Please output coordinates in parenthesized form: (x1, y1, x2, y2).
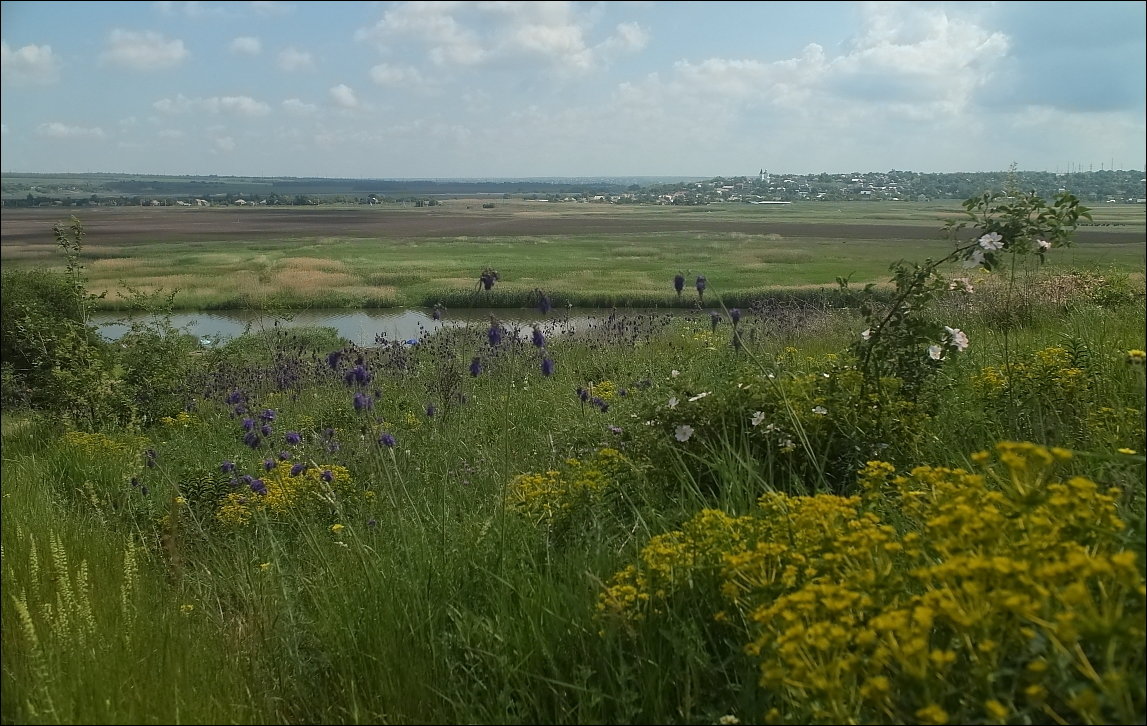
(3, 204, 1142, 310)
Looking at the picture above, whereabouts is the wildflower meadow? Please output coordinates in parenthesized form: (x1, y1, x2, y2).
(2, 193, 1144, 724)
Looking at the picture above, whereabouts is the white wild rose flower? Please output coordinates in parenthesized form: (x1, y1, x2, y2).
(944, 326, 969, 351)
(978, 232, 1004, 251)
(963, 249, 986, 269)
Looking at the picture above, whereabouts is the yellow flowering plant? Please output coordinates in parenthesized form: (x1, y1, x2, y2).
(598, 441, 1145, 724)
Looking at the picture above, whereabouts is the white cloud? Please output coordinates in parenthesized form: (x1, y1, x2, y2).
(158, 128, 185, 139)
(602, 22, 649, 54)
(36, 122, 105, 139)
(214, 135, 236, 152)
(230, 36, 262, 56)
(329, 84, 358, 109)
(619, 4, 1008, 127)
(1, 41, 61, 85)
(359, 2, 650, 74)
(154, 94, 271, 116)
(282, 98, 318, 115)
(277, 47, 314, 72)
(369, 62, 424, 87)
(367, 2, 487, 66)
(1, 123, 9, 135)
(102, 29, 188, 70)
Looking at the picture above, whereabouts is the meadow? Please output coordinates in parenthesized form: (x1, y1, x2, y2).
(1, 201, 1143, 310)
(1, 195, 1145, 724)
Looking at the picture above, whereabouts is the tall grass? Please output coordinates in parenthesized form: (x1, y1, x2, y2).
(2, 268, 1144, 724)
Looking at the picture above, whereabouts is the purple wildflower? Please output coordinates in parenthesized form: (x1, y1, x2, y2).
(264, 459, 275, 472)
(378, 432, 396, 447)
(241, 417, 255, 432)
(226, 390, 244, 405)
(536, 290, 552, 315)
(326, 351, 343, 369)
(220, 460, 236, 473)
(243, 431, 261, 449)
(321, 469, 333, 483)
(710, 311, 721, 333)
(278, 450, 291, 461)
(130, 477, 140, 488)
(260, 424, 273, 437)
(577, 387, 589, 403)
(344, 365, 367, 386)
(730, 308, 742, 324)
(233, 404, 247, 417)
(432, 305, 444, 321)
(353, 391, 373, 412)
(260, 409, 277, 422)
(488, 322, 503, 347)
(426, 404, 437, 418)
(470, 357, 482, 377)
(541, 356, 554, 377)
(673, 273, 685, 298)
(285, 431, 302, 445)
(250, 478, 267, 496)
(290, 462, 306, 476)
(531, 326, 545, 348)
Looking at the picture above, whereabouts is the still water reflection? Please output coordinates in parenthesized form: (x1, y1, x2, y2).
(91, 307, 694, 346)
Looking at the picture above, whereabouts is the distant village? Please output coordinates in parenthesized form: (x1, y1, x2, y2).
(3, 168, 1144, 208)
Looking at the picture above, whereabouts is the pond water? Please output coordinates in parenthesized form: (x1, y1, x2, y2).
(90, 307, 701, 346)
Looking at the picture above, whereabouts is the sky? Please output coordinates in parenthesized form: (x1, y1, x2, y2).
(1, 1, 1144, 178)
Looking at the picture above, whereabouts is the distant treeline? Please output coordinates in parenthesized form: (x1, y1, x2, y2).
(2, 170, 1144, 207)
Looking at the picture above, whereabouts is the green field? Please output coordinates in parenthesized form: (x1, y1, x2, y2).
(1, 201, 1143, 310)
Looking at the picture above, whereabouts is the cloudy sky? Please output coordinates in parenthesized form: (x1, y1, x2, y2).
(2, 1, 1144, 178)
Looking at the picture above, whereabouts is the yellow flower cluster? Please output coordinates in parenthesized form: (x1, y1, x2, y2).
(508, 448, 631, 527)
(599, 442, 1145, 723)
(159, 411, 194, 427)
(587, 380, 617, 402)
(215, 462, 354, 526)
(973, 346, 1089, 399)
(62, 430, 146, 463)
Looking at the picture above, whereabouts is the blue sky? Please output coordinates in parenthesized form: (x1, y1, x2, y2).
(2, 1, 1144, 178)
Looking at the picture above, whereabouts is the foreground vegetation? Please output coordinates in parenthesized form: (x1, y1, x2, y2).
(2, 194, 1145, 724)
